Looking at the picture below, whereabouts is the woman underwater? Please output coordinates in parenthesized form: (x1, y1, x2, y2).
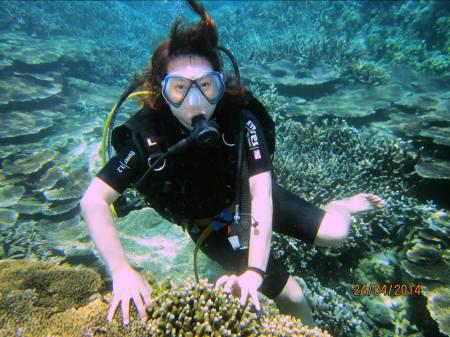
(81, 0, 385, 327)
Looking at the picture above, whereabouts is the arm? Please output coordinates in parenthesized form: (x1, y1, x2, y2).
(215, 170, 273, 310)
(215, 109, 273, 308)
(80, 177, 152, 324)
(248, 170, 273, 273)
(80, 177, 130, 273)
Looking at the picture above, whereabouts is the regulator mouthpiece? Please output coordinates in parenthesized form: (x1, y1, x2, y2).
(191, 115, 220, 149)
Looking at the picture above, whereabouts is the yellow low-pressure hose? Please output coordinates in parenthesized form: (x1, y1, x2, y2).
(100, 90, 152, 166)
(100, 90, 152, 217)
(101, 102, 119, 166)
(193, 226, 214, 283)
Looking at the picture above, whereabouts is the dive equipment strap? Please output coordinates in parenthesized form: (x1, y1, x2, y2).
(228, 111, 252, 251)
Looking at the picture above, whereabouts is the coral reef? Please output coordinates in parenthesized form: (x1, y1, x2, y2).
(0, 185, 25, 208)
(1, 2, 165, 85)
(346, 60, 390, 86)
(273, 115, 417, 213)
(298, 276, 372, 336)
(400, 209, 449, 285)
(0, 110, 56, 139)
(0, 71, 63, 106)
(362, 1, 450, 80)
(249, 84, 449, 336)
(0, 2, 447, 337)
(0, 259, 103, 329)
(259, 314, 333, 337)
(270, 115, 448, 336)
(415, 158, 450, 180)
(0, 221, 47, 259)
(145, 279, 261, 336)
(6, 0, 446, 87)
(0, 29, 113, 264)
(0, 260, 333, 337)
(241, 60, 342, 98)
(427, 287, 450, 336)
(221, 1, 450, 198)
(354, 249, 398, 285)
(250, 64, 450, 193)
(2, 150, 57, 176)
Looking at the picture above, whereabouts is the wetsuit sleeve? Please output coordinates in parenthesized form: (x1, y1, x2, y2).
(242, 109, 272, 176)
(96, 145, 143, 194)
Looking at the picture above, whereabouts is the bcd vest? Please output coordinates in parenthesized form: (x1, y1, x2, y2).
(111, 93, 275, 225)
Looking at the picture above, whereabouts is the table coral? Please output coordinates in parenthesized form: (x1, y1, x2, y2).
(427, 287, 450, 336)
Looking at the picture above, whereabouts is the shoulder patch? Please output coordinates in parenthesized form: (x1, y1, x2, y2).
(246, 120, 260, 150)
(116, 150, 136, 173)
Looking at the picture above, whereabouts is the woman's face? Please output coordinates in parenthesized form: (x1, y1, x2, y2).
(164, 55, 218, 130)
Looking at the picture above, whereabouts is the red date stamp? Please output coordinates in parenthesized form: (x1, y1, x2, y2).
(353, 283, 422, 296)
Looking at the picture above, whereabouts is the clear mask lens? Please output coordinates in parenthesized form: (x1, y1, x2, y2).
(162, 72, 224, 107)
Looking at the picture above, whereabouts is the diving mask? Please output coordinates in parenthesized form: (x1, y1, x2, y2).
(161, 71, 225, 108)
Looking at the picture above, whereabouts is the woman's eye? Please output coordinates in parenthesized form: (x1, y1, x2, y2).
(200, 82, 210, 89)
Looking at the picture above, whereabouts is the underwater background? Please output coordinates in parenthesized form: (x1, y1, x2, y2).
(0, 1, 449, 336)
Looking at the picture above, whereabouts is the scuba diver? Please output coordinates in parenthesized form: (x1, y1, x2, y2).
(80, 0, 385, 328)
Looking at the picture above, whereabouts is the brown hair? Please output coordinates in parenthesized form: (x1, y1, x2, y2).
(138, 0, 245, 111)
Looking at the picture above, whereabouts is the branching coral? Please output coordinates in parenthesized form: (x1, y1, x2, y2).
(271, 116, 420, 274)
(259, 314, 333, 337)
(299, 276, 371, 336)
(145, 279, 260, 336)
(249, 83, 418, 259)
(346, 60, 390, 85)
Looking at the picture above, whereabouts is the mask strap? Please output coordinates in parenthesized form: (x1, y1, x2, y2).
(216, 45, 241, 90)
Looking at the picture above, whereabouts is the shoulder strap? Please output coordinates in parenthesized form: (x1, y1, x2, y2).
(111, 108, 163, 168)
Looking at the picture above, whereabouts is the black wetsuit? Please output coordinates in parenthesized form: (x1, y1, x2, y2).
(97, 97, 325, 299)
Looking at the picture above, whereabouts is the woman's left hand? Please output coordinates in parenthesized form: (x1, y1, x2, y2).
(215, 270, 263, 310)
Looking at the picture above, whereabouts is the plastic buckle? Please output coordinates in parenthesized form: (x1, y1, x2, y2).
(227, 235, 240, 250)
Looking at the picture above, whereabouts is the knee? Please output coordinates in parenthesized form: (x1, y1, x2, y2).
(275, 276, 307, 304)
(288, 285, 307, 304)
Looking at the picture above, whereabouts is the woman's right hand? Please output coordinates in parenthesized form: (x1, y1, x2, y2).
(107, 265, 153, 325)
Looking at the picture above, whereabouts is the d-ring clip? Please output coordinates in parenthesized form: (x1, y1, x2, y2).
(148, 157, 166, 171)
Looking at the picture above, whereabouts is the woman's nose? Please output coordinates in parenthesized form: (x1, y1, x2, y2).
(186, 86, 204, 106)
